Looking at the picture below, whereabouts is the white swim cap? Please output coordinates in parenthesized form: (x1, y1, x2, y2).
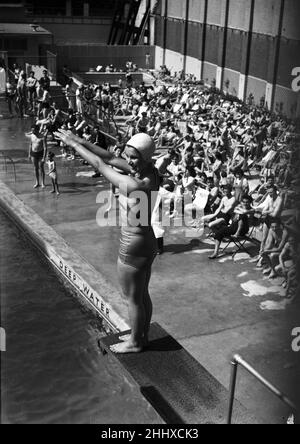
(127, 133, 156, 162)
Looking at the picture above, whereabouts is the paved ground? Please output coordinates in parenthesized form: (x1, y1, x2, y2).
(1, 114, 299, 424)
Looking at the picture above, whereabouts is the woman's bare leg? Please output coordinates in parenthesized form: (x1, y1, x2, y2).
(33, 158, 40, 187)
(39, 160, 46, 188)
(208, 218, 225, 229)
(120, 264, 153, 345)
(110, 259, 147, 354)
(209, 239, 221, 259)
(143, 266, 153, 345)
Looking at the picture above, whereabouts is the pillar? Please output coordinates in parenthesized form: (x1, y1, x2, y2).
(238, 0, 255, 101)
(215, 0, 230, 90)
(265, 0, 285, 111)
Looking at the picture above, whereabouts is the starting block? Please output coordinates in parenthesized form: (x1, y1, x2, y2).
(98, 323, 259, 424)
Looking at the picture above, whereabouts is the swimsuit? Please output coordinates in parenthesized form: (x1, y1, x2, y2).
(119, 226, 157, 270)
(30, 135, 44, 160)
(31, 150, 44, 160)
(118, 166, 160, 270)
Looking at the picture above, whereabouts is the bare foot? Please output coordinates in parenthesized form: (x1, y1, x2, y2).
(110, 341, 143, 354)
(56, 192, 60, 196)
(41, 183, 46, 189)
(119, 334, 131, 342)
(209, 254, 218, 260)
(34, 183, 40, 189)
(119, 334, 149, 347)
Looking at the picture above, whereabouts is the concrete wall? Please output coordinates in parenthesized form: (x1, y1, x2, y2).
(228, 0, 252, 31)
(252, 0, 281, 36)
(202, 62, 217, 86)
(5, 36, 52, 69)
(168, 0, 186, 19)
(246, 76, 267, 104)
(206, 0, 227, 26)
(153, 0, 300, 117)
(41, 22, 111, 44)
(164, 49, 184, 74)
(185, 56, 202, 80)
(46, 45, 156, 73)
(188, 0, 206, 23)
(273, 85, 300, 119)
(223, 68, 240, 96)
(282, 0, 300, 40)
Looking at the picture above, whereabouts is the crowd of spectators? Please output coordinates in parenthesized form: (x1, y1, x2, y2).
(99, 70, 298, 303)
(5, 64, 52, 119)
(12, 60, 299, 304)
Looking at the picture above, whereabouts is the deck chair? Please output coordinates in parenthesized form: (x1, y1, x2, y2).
(220, 214, 262, 259)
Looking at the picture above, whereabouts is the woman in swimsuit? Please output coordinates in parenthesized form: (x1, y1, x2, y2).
(55, 130, 159, 354)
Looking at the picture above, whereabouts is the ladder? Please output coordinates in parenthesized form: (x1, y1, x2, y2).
(133, 3, 151, 45)
(108, 0, 142, 45)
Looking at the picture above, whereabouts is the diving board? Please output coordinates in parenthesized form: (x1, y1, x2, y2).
(99, 323, 259, 424)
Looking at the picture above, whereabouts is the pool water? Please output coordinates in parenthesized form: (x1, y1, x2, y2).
(0, 211, 161, 424)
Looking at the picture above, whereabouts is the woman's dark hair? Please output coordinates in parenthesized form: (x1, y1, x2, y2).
(163, 179, 175, 192)
(241, 194, 252, 204)
(222, 184, 232, 192)
(195, 159, 203, 169)
(234, 168, 244, 176)
(187, 167, 196, 178)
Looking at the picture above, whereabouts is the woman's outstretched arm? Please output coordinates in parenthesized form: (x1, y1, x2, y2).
(58, 129, 113, 160)
(57, 129, 132, 173)
(54, 132, 149, 193)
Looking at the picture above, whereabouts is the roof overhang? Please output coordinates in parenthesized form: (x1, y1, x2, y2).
(0, 23, 52, 36)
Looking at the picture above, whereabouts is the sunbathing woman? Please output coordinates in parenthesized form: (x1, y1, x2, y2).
(54, 129, 159, 354)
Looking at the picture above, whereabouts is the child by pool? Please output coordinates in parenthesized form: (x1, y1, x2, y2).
(47, 152, 60, 195)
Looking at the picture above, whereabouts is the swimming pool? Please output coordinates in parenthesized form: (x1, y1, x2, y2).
(0, 210, 162, 424)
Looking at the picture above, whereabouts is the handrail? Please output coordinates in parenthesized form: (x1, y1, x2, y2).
(227, 354, 298, 424)
(0, 152, 17, 183)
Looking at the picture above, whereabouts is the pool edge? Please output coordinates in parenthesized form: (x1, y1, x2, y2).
(0, 180, 129, 333)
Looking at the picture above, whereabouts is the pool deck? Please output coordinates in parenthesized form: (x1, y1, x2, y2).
(0, 115, 299, 424)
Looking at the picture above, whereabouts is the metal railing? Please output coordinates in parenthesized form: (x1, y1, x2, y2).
(227, 354, 298, 424)
(0, 152, 17, 183)
(67, 74, 120, 138)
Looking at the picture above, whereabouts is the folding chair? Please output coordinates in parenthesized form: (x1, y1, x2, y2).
(220, 214, 261, 259)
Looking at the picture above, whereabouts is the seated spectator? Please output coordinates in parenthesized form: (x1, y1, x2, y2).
(252, 186, 284, 266)
(203, 185, 236, 229)
(261, 223, 295, 280)
(233, 169, 249, 202)
(209, 194, 252, 259)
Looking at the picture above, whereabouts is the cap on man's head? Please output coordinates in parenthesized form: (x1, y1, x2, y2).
(126, 133, 156, 162)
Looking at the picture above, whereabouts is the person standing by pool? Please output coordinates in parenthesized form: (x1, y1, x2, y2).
(27, 125, 47, 189)
(54, 130, 159, 354)
(47, 152, 60, 196)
